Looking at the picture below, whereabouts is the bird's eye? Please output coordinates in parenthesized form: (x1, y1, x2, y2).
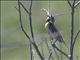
(46, 19, 50, 22)
(48, 19, 50, 21)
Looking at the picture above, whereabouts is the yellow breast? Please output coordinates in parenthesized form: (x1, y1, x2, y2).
(45, 22, 49, 28)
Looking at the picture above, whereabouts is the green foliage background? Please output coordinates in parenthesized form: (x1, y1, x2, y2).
(1, 1, 80, 60)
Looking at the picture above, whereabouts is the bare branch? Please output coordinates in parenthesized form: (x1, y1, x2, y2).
(69, 0, 77, 60)
(73, 30, 80, 48)
(18, 0, 30, 41)
(53, 48, 59, 60)
(69, 1, 76, 60)
(30, 42, 33, 60)
(67, 0, 72, 7)
(74, 1, 80, 8)
(73, 0, 76, 7)
(17, 0, 44, 60)
(32, 43, 44, 60)
(28, 0, 44, 60)
(29, 0, 34, 41)
(17, 0, 33, 60)
(45, 41, 53, 60)
(14, 2, 29, 14)
(52, 44, 69, 58)
(48, 52, 52, 60)
(19, 2, 29, 14)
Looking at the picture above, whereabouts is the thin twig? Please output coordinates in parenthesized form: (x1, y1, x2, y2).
(38, 41, 45, 58)
(73, 30, 80, 48)
(48, 52, 52, 60)
(32, 43, 44, 60)
(18, 0, 30, 41)
(29, 0, 34, 42)
(52, 44, 69, 58)
(17, 0, 33, 60)
(18, 1, 44, 60)
(73, 0, 76, 7)
(74, 1, 80, 8)
(53, 48, 59, 60)
(67, 0, 72, 7)
(69, 0, 76, 60)
(46, 42, 53, 60)
(19, 2, 29, 14)
(28, 1, 34, 60)
(28, 0, 44, 60)
(40, 45, 44, 58)
(59, 44, 63, 60)
(14, 2, 29, 14)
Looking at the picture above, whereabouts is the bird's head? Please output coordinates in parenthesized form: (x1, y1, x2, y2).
(46, 15, 55, 23)
(41, 8, 55, 23)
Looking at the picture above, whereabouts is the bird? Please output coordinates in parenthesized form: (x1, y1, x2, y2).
(42, 8, 66, 46)
(45, 15, 67, 46)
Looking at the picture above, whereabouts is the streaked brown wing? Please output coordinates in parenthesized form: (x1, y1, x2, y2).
(48, 22, 64, 42)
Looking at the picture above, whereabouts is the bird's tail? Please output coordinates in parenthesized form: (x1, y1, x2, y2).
(59, 36, 68, 49)
(62, 40, 68, 49)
